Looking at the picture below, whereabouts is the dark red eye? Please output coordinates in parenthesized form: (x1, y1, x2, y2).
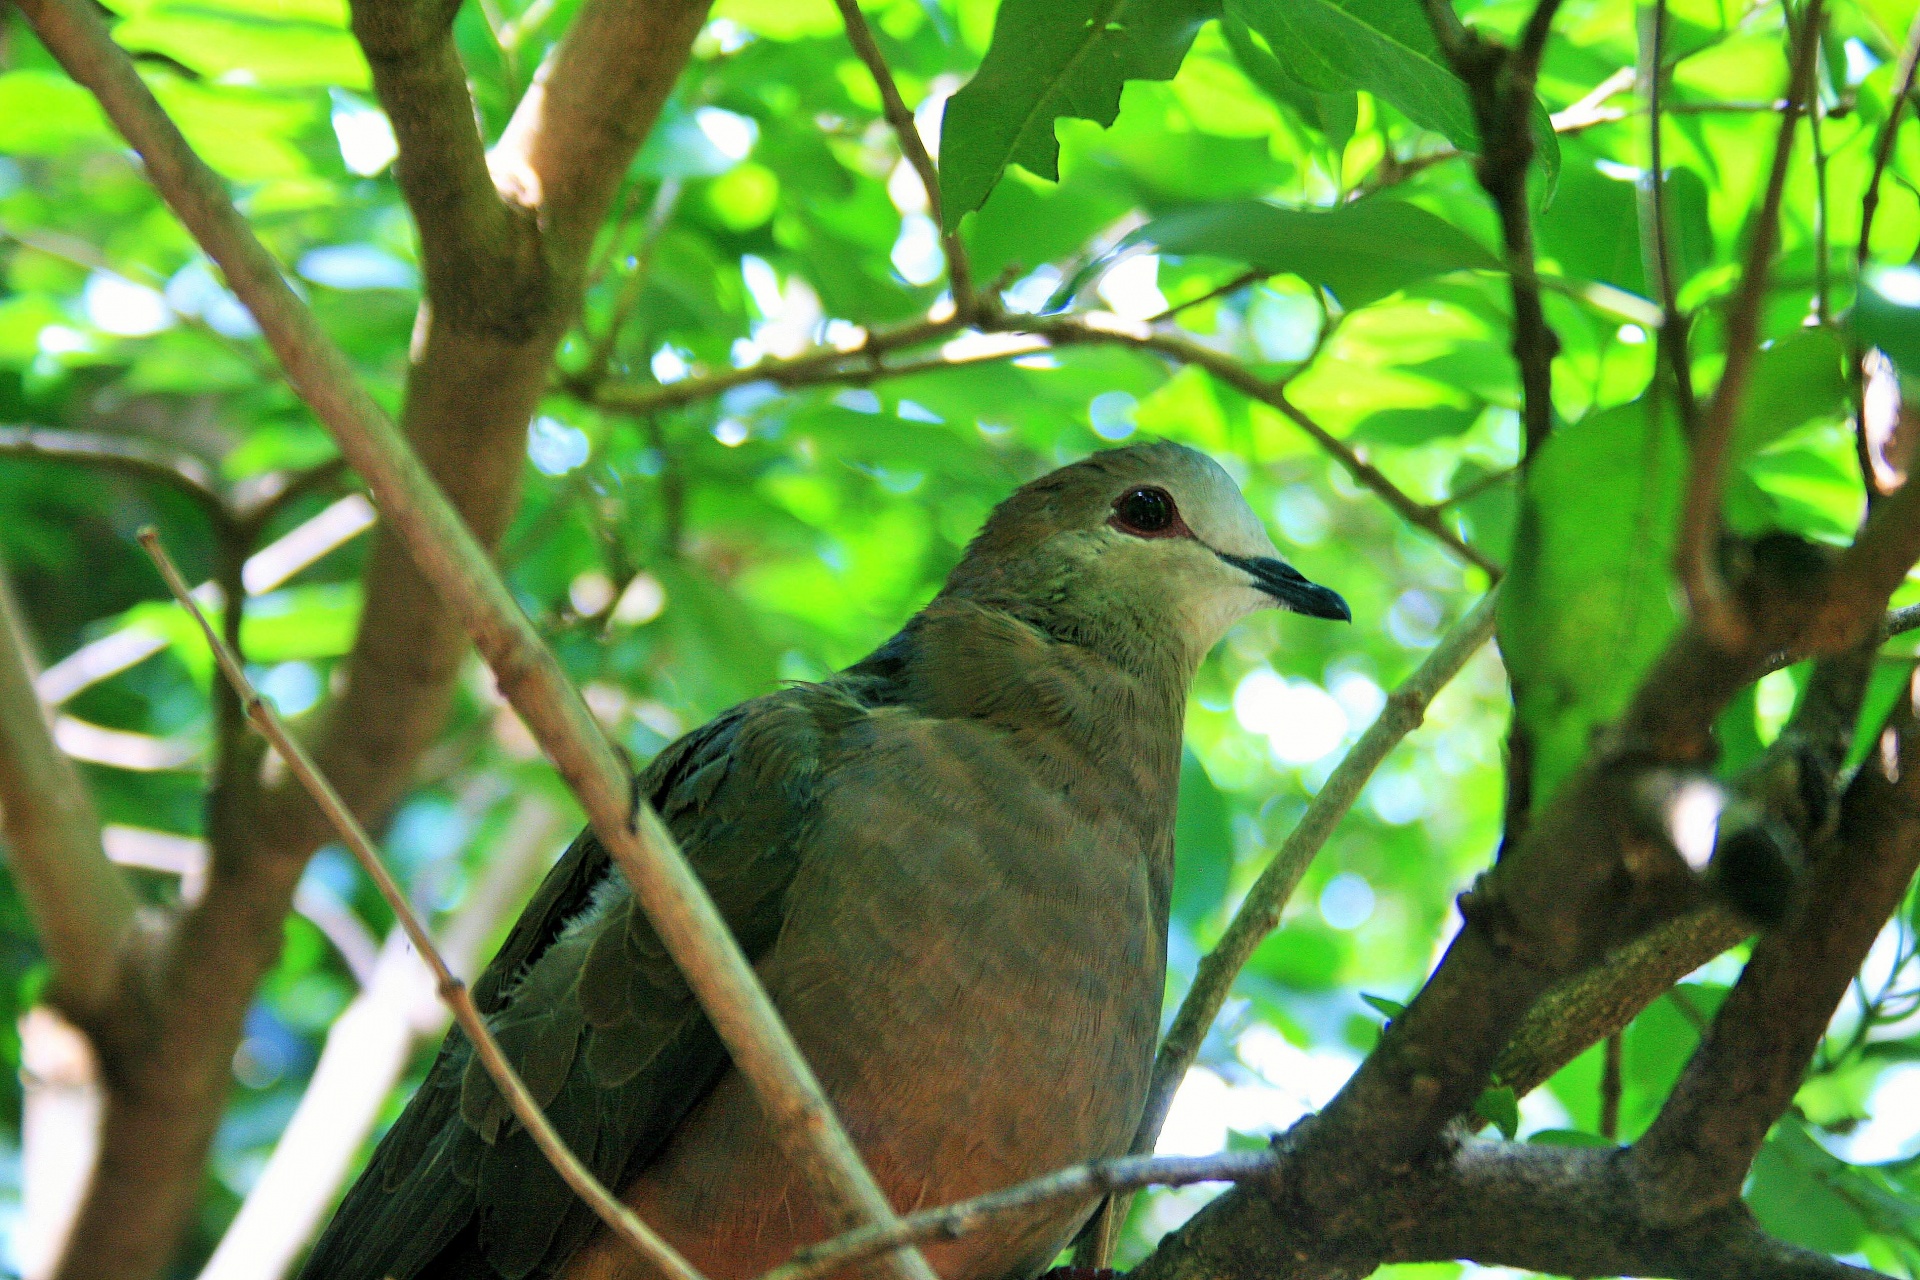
(1112, 486, 1179, 536)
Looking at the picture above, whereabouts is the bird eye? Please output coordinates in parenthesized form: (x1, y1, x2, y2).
(1112, 486, 1179, 536)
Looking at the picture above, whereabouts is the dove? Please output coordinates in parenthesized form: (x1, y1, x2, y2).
(299, 441, 1348, 1280)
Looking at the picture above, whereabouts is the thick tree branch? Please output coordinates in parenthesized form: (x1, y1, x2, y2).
(140, 531, 705, 1280)
(1136, 1138, 1886, 1280)
(1381, 1144, 1885, 1279)
(0, 564, 135, 1022)
(1674, 0, 1824, 647)
(490, 0, 710, 272)
(1628, 668, 1920, 1220)
(348, 0, 543, 336)
(1494, 904, 1748, 1098)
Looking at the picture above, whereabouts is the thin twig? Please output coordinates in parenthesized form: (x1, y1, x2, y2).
(1637, 0, 1700, 434)
(1674, 0, 1825, 649)
(1859, 7, 1920, 269)
(1143, 269, 1266, 325)
(1132, 590, 1500, 1157)
(1808, 6, 1832, 326)
(0, 425, 232, 533)
(1418, 0, 1566, 465)
(832, 0, 973, 316)
(1432, 464, 1518, 512)
(20, 0, 930, 1265)
(594, 308, 1500, 576)
(578, 177, 682, 389)
(137, 527, 707, 1280)
(759, 1150, 1275, 1280)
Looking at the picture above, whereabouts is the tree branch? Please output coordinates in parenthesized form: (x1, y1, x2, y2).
(1858, 5, 1920, 269)
(1423, 0, 1565, 462)
(1674, 0, 1824, 648)
(1494, 904, 1748, 1098)
(139, 529, 706, 1280)
(489, 0, 711, 272)
(1133, 591, 1499, 1155)
(1627, 666, 1920, 1220)
(0, 558, 135, 1023)
(1381, 1144, 1887, 1279)
(0, 425, 232, 534)
(348, 0, 541, 335)
(591, 300, 1501, 574)
(1637, 0, 1701, 434)
(19, 2, 932, 1270)
(762, 1151, 1275, 1280)
(831, 0, 973, 317)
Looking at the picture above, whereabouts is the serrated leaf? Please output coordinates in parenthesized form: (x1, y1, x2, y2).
(938, 0, 1221, 230)
(1474, 1083, 1520, 1139)
(1360, 992, 1406, 1019)
(1124, 197, 1500, 309)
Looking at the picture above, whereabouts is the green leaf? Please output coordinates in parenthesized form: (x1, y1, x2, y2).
(1124, 197, 1500, 309)
(112, 5, 370, 89)
(1172, 747, 1234, 927)
(1252, 925, 1348, 990)
(0, 72, 114, 154)
(938, 0, 1221, 230)
(1734, 329, 1849, 460)
(1221, 12, 1356, 154)
(1349, 403, 1480, 448)
(1360, 992, 1407, 1019)
(1499, 401, 1686, 807)
(1853, 265, 1920, 379)
(1474, 1083, 1520, 1139)
(1228, 0, 1558, 189)
(1527, 1127, 1616, 1147)
(1227, 0, 1477, 149)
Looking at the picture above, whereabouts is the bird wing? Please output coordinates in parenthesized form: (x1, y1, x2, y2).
(298, 685, 857, 1280)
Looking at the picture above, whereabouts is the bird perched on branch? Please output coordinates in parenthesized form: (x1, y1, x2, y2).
(301, 441, 1348, 1280)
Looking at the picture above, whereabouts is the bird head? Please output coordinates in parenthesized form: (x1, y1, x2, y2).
(943, 442, 1348, 674)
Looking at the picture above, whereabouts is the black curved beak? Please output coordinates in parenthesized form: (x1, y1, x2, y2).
(1217, 552, 1351, 622)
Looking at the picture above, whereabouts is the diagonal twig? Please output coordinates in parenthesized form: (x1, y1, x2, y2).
(1859, 5, 1920, 269)
(760, 1151, 1276, 1280)
(832, 0, 974, 316)
(15, 0, 932, 1268)
(1673, 0, 1826, 649)
(1132, 590, 1500, 1158)
(137, 527, 706, 1280)
(1637, 0, 1700, 435)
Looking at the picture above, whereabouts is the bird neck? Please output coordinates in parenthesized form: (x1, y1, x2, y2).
(848, 599, 1191, 824)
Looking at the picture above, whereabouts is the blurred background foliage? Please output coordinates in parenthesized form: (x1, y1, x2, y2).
(4, 0, 1920, 1273)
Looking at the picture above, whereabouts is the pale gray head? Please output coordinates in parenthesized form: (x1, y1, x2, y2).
(942, 442, 1348, 674)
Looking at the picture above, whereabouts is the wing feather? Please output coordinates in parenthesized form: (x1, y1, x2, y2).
(298, 691, 844, 1280)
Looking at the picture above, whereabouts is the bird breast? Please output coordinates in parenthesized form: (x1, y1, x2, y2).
(566, 712, 1171, 1280)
